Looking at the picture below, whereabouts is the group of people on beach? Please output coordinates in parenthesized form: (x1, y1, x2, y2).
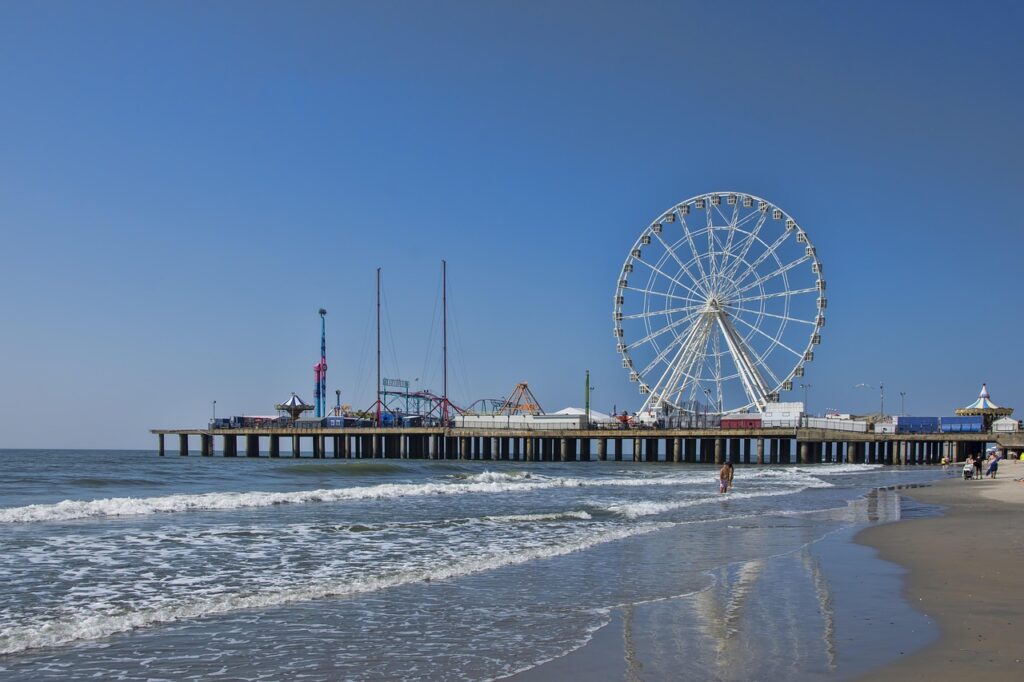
(959, 452, 1000, 480)
(716, 451, 1005, 491)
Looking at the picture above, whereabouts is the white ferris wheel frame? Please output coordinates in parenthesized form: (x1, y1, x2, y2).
(613, 191, 826, 416)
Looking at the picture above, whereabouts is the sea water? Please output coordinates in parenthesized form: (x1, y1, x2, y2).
(0, 450, 944, 680)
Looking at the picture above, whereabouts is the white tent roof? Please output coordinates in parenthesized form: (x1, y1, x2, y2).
(281, 393, 310, 408)
(552, 406, 614, 423)
(965, 383, 1001, 410)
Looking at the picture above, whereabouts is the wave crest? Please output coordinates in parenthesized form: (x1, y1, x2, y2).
(0, 522, 660, 655)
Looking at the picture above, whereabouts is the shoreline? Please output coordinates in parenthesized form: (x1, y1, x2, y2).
(510, 482, 941, 681)
(855, 459, 1024, 680)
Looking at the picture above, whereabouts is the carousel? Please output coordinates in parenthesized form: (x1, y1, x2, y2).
(954, 383, 1014, 430)
(275, 393, 314, 421)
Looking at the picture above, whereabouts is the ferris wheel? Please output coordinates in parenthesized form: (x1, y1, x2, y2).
(613, 192, 825, 416)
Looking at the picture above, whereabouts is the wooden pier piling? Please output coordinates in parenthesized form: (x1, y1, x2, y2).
(149, 426, 1018, 471)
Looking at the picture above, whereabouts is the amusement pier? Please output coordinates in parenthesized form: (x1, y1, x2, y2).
(153, 421, 1024, 465)
(152, 193, 1022, 464)
(154, 381, 1023, 465)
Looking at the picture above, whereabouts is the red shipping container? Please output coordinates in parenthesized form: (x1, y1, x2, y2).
(721, 418, 762, 429)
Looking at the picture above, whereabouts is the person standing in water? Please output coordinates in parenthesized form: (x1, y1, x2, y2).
(986, 452, 1000, 478)
(719, 462, 734, 494)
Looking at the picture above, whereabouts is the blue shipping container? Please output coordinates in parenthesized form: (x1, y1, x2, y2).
(895, 416, 940, 434)
(940, 416, 984, 433)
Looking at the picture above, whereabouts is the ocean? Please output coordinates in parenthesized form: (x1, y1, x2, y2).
(0, 450, 944, 680)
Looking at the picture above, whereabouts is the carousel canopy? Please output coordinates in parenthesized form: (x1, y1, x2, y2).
(955, 383, 1013, 417)
(275, 393, 314, 419)
(280, 393, 310, 408)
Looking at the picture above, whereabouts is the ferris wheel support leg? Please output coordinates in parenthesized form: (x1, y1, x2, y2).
(640, 317, 703, 413)
(714, 313, 771, 412)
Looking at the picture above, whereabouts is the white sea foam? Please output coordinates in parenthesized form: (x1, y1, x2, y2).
(0, 466, 856, 525)
(460, 470, 708, 488)
(0, 473, 703, 524)
(791, 463, 883, 475)
(0, 521, 663, 655)
(458, 471, 535, 483)
(484, 510, 592, 523)
(739, 468, 834, 488)
(605, 488, 813, 519)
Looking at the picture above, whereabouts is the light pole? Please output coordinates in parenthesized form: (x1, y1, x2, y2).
(336, 389, 341, 416)
(585, 369, 591, 426)
(799, 383, 812, 426)
(212, 400, 216, 422)
(900, 391, 906, 416)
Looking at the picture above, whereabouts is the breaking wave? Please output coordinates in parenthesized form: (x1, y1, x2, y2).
(0, 473, 702, 524)
(0, 465, 866, 525)
(604, 489, 810, 519)
(0, 522, 662, 655)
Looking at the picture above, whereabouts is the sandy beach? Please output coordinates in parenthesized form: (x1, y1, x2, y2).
(857, 458, 1024, 680)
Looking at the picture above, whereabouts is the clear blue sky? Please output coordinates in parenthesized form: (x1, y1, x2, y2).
(1, 1, 1021, 449)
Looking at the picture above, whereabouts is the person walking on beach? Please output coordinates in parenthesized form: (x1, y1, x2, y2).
(974, 455, 983, 481)
(719, 462, 734, 494)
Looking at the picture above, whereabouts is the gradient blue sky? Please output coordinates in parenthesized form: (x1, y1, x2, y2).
(1, 1, 1021, 449)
